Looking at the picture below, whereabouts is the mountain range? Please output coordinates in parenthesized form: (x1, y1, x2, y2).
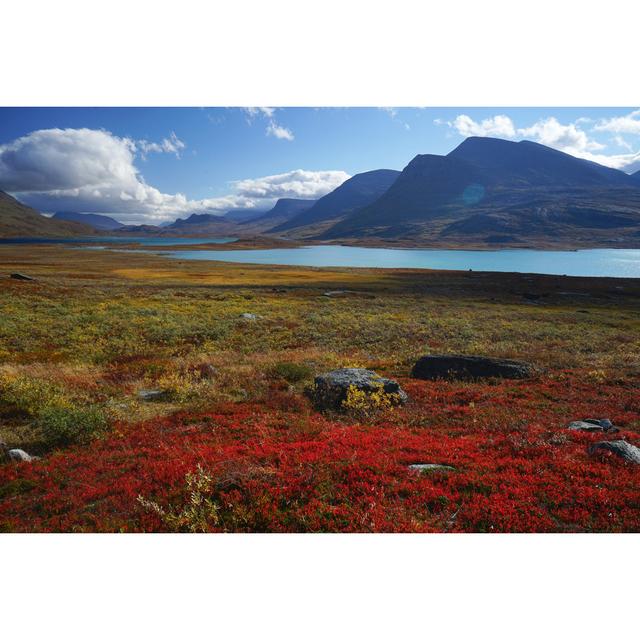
(0, 191, 95, 237)
(3, 137, 640, 246)
(53, 211, 124, 231)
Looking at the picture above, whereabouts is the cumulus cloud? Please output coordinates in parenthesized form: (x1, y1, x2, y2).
(518, 117, 604, 153)
(449, 114, 517, 138)
(242, 107, 294, 141)
(594, 109, 640, 135)
(234, 169, 350, 199)
(0, 127, 347, 224)
(440, 113, 640, 172)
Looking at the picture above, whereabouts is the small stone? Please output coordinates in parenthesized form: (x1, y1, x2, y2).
(138, 389, 168, 401)
(588, 440, 640, 464)
(8, 449, 37, 462)
(408, 463, 456, 473)
(240, 313, 259, 321)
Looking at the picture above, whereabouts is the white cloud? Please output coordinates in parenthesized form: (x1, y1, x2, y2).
(266, 121, 294, 141)
(0, 127, 346, 224)
(440, 113, 640, 172)
(518, 117, 604, 153)
(137, 132, 186, 158)
(242, 107, 294, 142)
(234, 169, 350, 199)
(594, 109, 640, 135)
(449, 114, 517, 138)
(243, 107, 276, 120)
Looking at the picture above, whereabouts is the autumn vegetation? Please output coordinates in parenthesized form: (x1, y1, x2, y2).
(0, 243, 639, 532)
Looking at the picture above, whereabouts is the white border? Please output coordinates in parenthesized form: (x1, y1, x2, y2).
(1, 1, 639, 637)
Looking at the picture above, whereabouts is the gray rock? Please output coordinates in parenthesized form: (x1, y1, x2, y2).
(408, 463, 456, 473)
(568, 419, 619, 433)
(411, 354, 537, 381)
(10, 272, 36, 281)
(588, 440, 640, 464)
(240, 313, 259, 321)
(307, 368, 408, 411)
(8, 449, 37, 462)
(138, 389, 168, 401)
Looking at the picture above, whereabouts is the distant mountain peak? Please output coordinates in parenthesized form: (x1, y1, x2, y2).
(271, 169, 400, 233)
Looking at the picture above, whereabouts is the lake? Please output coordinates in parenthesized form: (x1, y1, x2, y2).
(4, 236, 640, 277)
(150, 245, 640, 278)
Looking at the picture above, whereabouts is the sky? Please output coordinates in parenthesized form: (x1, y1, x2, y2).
(1, 107, 640, 225)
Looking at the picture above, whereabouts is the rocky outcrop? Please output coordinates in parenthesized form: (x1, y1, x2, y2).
(588, 440, 640, 464)
(307, 368, 407, 411)
(411, 354, 537, 381)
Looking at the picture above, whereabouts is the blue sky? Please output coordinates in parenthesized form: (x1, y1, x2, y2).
(1, 107, 639, 224)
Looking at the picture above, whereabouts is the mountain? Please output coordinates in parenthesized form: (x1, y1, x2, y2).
(162, 212, 240, 236)
(271, 169, 400, 235)
(0, 191, 95, 237)
(224, 208, 269, 223)
(241, 198, 316, 232)
(320, 137, 640, 245)
(53, 211, 124, 231)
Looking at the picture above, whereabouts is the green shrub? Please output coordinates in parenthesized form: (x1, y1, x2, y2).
(38, 405, 108, 447)
(269, 362, 313, 384)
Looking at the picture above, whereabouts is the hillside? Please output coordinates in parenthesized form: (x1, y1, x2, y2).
(319, 138, 640, 246)
(241, 198, 316, 232)
(0, 191, 95, 237)
(53, 211, 124, 231)
(271, 169, 400, 236)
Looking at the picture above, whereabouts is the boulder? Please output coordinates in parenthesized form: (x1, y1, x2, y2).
(240, 313, 259, 321)
(588, 440, 640, 464)
(8, 449, 37, 462)
(411, 354, 537, 381)
(10, 272, 36, 281)
(568, 418, 618, 433)
(308, 368, 407, 411)
(408, 463, 456, 473)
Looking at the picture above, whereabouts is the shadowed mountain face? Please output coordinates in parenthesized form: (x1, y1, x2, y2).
(223, 208, 270, 223)
(242, 198, 316, 231)
(271, 169, 400, 234)
(53, 211, 124, 231)
(319, 137, 640, 245)
(0, 191, 95, 237)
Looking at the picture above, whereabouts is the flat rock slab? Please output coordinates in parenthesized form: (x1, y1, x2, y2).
(408, 463, 456, 473)
(568, 419, 618, 433)
(411, 354, 537, 381)
(588, 440, 640, 464)
(10, 273, 36, 281)
(308, 368, 407, 411)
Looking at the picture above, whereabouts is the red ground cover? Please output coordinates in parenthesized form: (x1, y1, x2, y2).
(1, 374, 639, 532)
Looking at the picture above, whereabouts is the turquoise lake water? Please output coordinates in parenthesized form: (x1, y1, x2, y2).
(5, 236, 640, 277)
(153, 245, 640, 278)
